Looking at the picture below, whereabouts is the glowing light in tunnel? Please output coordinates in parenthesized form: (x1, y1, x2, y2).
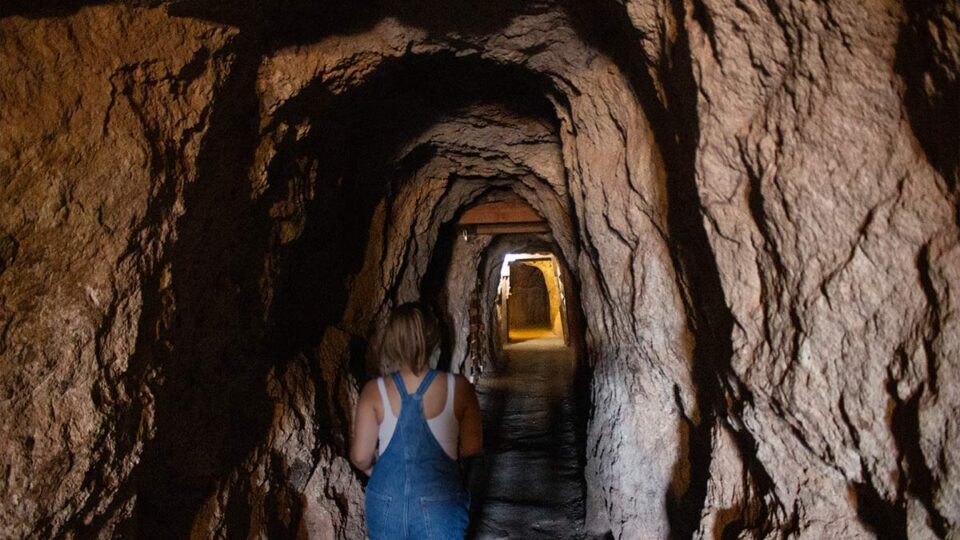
(497, 252, 567, 342)
(500, 252, 551, 280)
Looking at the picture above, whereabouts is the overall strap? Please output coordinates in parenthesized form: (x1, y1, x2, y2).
(413, 369, 438, 398)
(391, 370, 438, 400)
(390, 372, 408, 398)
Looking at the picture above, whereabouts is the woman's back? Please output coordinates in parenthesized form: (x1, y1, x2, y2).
(364, 370, 469, 538)
(381, 370, 452, 424)
(376, 371, 459, 459)
(350, 303, 482, 539)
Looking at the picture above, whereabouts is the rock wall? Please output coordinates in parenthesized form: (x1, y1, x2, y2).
(0, 1, 957, 539)
(0, 8, 242, 536)
(686, 2, 960, 537)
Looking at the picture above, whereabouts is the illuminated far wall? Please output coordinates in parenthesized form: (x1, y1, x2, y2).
(500, 253, 567, 341)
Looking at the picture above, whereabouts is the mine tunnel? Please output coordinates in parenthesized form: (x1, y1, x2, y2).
(2, 1, 959, 539)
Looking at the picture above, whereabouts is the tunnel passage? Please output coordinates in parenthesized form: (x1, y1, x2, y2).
(463, 237, 589, 539)
(503, 255, 568, 344)
(3, 2, 960, 540)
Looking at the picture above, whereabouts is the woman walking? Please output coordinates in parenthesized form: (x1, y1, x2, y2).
(351, 303, 483, 539)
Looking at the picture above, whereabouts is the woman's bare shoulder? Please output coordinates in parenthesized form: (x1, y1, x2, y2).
(359, 377, 382, 402)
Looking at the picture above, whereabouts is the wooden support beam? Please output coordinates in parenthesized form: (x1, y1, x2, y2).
(464, 222, 551, 235)
(458, 201, 545, 225)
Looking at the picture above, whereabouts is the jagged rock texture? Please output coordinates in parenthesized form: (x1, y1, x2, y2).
(0, 1, 957, 538)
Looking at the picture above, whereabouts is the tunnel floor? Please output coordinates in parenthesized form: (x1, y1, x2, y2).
(470, 333, 586, 539)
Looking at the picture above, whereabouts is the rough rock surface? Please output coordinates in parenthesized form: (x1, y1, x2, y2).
(0, 1, 958, 539)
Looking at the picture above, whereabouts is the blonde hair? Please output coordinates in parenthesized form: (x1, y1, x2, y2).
(381, 303, 439, 374)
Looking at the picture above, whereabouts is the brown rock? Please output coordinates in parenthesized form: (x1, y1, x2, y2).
(0, 1, 957, 538)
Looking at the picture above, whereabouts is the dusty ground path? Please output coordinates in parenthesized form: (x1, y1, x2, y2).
(469, 332, 586, 539)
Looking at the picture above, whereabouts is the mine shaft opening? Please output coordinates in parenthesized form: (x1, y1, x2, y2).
(500, 253, 568, 344)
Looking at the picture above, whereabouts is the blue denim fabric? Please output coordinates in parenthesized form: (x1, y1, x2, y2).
(365, 370, 470, 540)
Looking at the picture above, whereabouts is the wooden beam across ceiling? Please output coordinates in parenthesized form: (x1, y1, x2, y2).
(465, 222, 551, 235)
(458, 201, 544, 226)
(457, 201, 549, 236)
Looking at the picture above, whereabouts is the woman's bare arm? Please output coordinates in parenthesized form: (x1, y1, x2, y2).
(456, 375, 483, 458)
(350, 380, 380, 475)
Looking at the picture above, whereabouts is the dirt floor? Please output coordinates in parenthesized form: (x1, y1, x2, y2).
(470, 332, 586, 539)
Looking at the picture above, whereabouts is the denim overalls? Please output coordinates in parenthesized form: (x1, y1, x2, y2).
(365, 370, 470, 539)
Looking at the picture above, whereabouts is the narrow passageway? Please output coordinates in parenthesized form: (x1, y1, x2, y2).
(471, 333, 586, 539)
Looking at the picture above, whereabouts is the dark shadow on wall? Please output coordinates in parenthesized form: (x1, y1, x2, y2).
(3, 0, 534, 53)
(264, 92, 386, 366)
(175, 0, 538, 52)
(895, 1, 959, 194)
(125, 40, 272, 539)
(187, 0, 537, 48)
(419, 216, 460, 373)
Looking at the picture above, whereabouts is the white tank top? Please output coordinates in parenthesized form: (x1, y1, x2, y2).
(377, 373, 459, 459)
